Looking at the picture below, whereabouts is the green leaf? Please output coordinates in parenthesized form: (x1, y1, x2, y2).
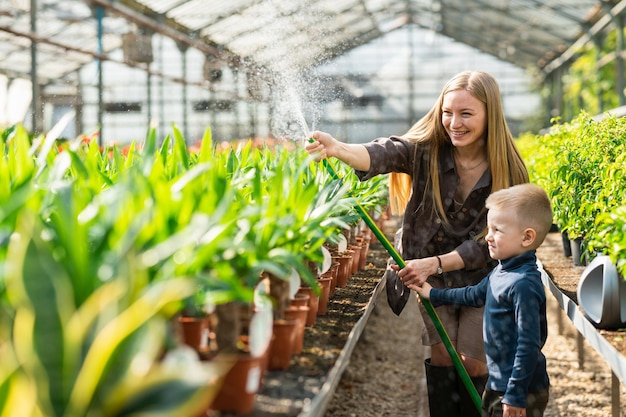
(197, 127, 213, 163)
(171, 124, 190, 173)
(6, 212, 74, 417)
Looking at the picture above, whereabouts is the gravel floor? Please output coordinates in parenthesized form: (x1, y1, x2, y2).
(325, 292, 428, 417)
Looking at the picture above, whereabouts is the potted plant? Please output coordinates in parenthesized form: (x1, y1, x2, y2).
(177, 289, 212, 354)
(520, 112, 626, 265)
(0, 124, 233, 415)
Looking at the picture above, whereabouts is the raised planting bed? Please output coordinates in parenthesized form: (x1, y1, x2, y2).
(537, 232, 626, 416)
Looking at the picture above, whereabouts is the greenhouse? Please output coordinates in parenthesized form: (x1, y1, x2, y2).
(3, 0, 625, 143)
(1, 1, 626, 417)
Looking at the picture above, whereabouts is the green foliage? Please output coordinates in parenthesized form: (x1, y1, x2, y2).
(1, 211, 226, 417)
(0, 123, 391, 414)
(519, 112, 626, 270)
(558, 28, 623, 121)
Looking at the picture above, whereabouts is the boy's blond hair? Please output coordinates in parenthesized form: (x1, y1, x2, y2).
(485, 183, 553, 249)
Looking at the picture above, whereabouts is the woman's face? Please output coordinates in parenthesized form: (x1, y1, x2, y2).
(441, 89, 487, 149)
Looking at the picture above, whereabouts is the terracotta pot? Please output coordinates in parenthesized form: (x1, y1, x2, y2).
(335, 252, 353, 288)
(209, 352, 264, 415)
(350, 245, 362, 274)
(177, 315, 210, 353)
(327, 261, 340, 296)
(284, 305, 309, 354)
(296, 286, 319, 326)
(268, 318, 297, 370)
(317, 276, 332, 315)
(290, 292, 310, 307)
(239, 334, 270, 386)
(359, 241, 369, 269)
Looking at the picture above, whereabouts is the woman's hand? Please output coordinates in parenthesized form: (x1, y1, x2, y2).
(304, 131, 338, 161)
(304, 131, 371, 171)
(391, 257, 439, 291)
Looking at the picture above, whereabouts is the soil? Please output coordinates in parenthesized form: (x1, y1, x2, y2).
(210, 222, 626, 417)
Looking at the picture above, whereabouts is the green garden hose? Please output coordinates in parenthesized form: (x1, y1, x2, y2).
(313, 146, 482, 412)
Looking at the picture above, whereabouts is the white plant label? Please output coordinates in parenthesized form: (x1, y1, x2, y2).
(321, 245, 332, 274)
(337, 234, 348, 252)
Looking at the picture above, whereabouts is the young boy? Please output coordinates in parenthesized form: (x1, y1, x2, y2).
(415, 183, 552, 417)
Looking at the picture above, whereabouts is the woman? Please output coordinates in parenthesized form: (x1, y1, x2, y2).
(305, 71, 529, 417)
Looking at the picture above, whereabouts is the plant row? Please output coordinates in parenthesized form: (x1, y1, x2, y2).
(517, 111, 626, 274)
(0, 124, 389, 416)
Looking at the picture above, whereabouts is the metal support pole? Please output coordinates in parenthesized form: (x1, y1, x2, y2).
(407, 15, 416, 125)
(29, 0, 42, 134)
(616, 14, 625, 107)
(176, 42, 189, 142)
(158, 36, 165, 140)
(147, 65, 152, 129)
(556, 68, 564, 119)
(556, 294, 563, 335)
(96, 5, 104, 146)
(576, 332, 585, 370)
(250, 101, 257, 138)
(593, 36, 604, 113)
(209, 89, 215, 140)
(234, 67, 240, 139)
(611, 371, 621, 417)
(76, 71, 84, 135)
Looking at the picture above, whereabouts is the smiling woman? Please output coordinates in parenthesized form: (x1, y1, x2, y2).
(306, 70, 529, 417)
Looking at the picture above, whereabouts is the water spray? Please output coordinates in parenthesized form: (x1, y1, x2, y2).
(308, 137, 482, 412)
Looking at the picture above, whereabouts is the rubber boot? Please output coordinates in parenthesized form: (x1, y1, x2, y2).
(458, 373, 488, 417)
(424, 358, 460, 417)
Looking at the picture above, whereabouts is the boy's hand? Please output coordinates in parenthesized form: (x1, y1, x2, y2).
(414, 281, 433, 299)
(503, 404, 526, 417)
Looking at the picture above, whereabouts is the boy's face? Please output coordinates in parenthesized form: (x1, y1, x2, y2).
(485, 206, 529, 260)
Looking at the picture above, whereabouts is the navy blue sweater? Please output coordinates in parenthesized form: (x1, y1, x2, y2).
(430, 250, 549, 408)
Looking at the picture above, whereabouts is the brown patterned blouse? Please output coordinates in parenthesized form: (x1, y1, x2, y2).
(355, 135, 497, 289)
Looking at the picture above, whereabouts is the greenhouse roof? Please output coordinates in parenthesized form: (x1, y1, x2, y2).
(0, 0, 623, 86)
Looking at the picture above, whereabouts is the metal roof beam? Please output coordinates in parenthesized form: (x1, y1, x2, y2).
(89, 0, 242, 65)
(444, 0, 572, 45)
(526, 0, 587, 24)
(0, 23, 209, 89)
(307, 25, 389, 68)
(541, 0, 626, 77)
(188, 0, 267, 33)
(240, 3, 369, 60)
(209, 1, 326, 44)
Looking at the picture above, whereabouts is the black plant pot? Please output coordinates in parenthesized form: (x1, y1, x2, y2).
(561, 231, 572, 258)
(570, 237, 587, 266)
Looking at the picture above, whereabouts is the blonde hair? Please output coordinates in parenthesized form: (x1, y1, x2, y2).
(485, 183, 553, 248)
(389, 71, 529, 219)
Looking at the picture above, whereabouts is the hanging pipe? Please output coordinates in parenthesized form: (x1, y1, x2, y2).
(311, 139, 482, 411)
